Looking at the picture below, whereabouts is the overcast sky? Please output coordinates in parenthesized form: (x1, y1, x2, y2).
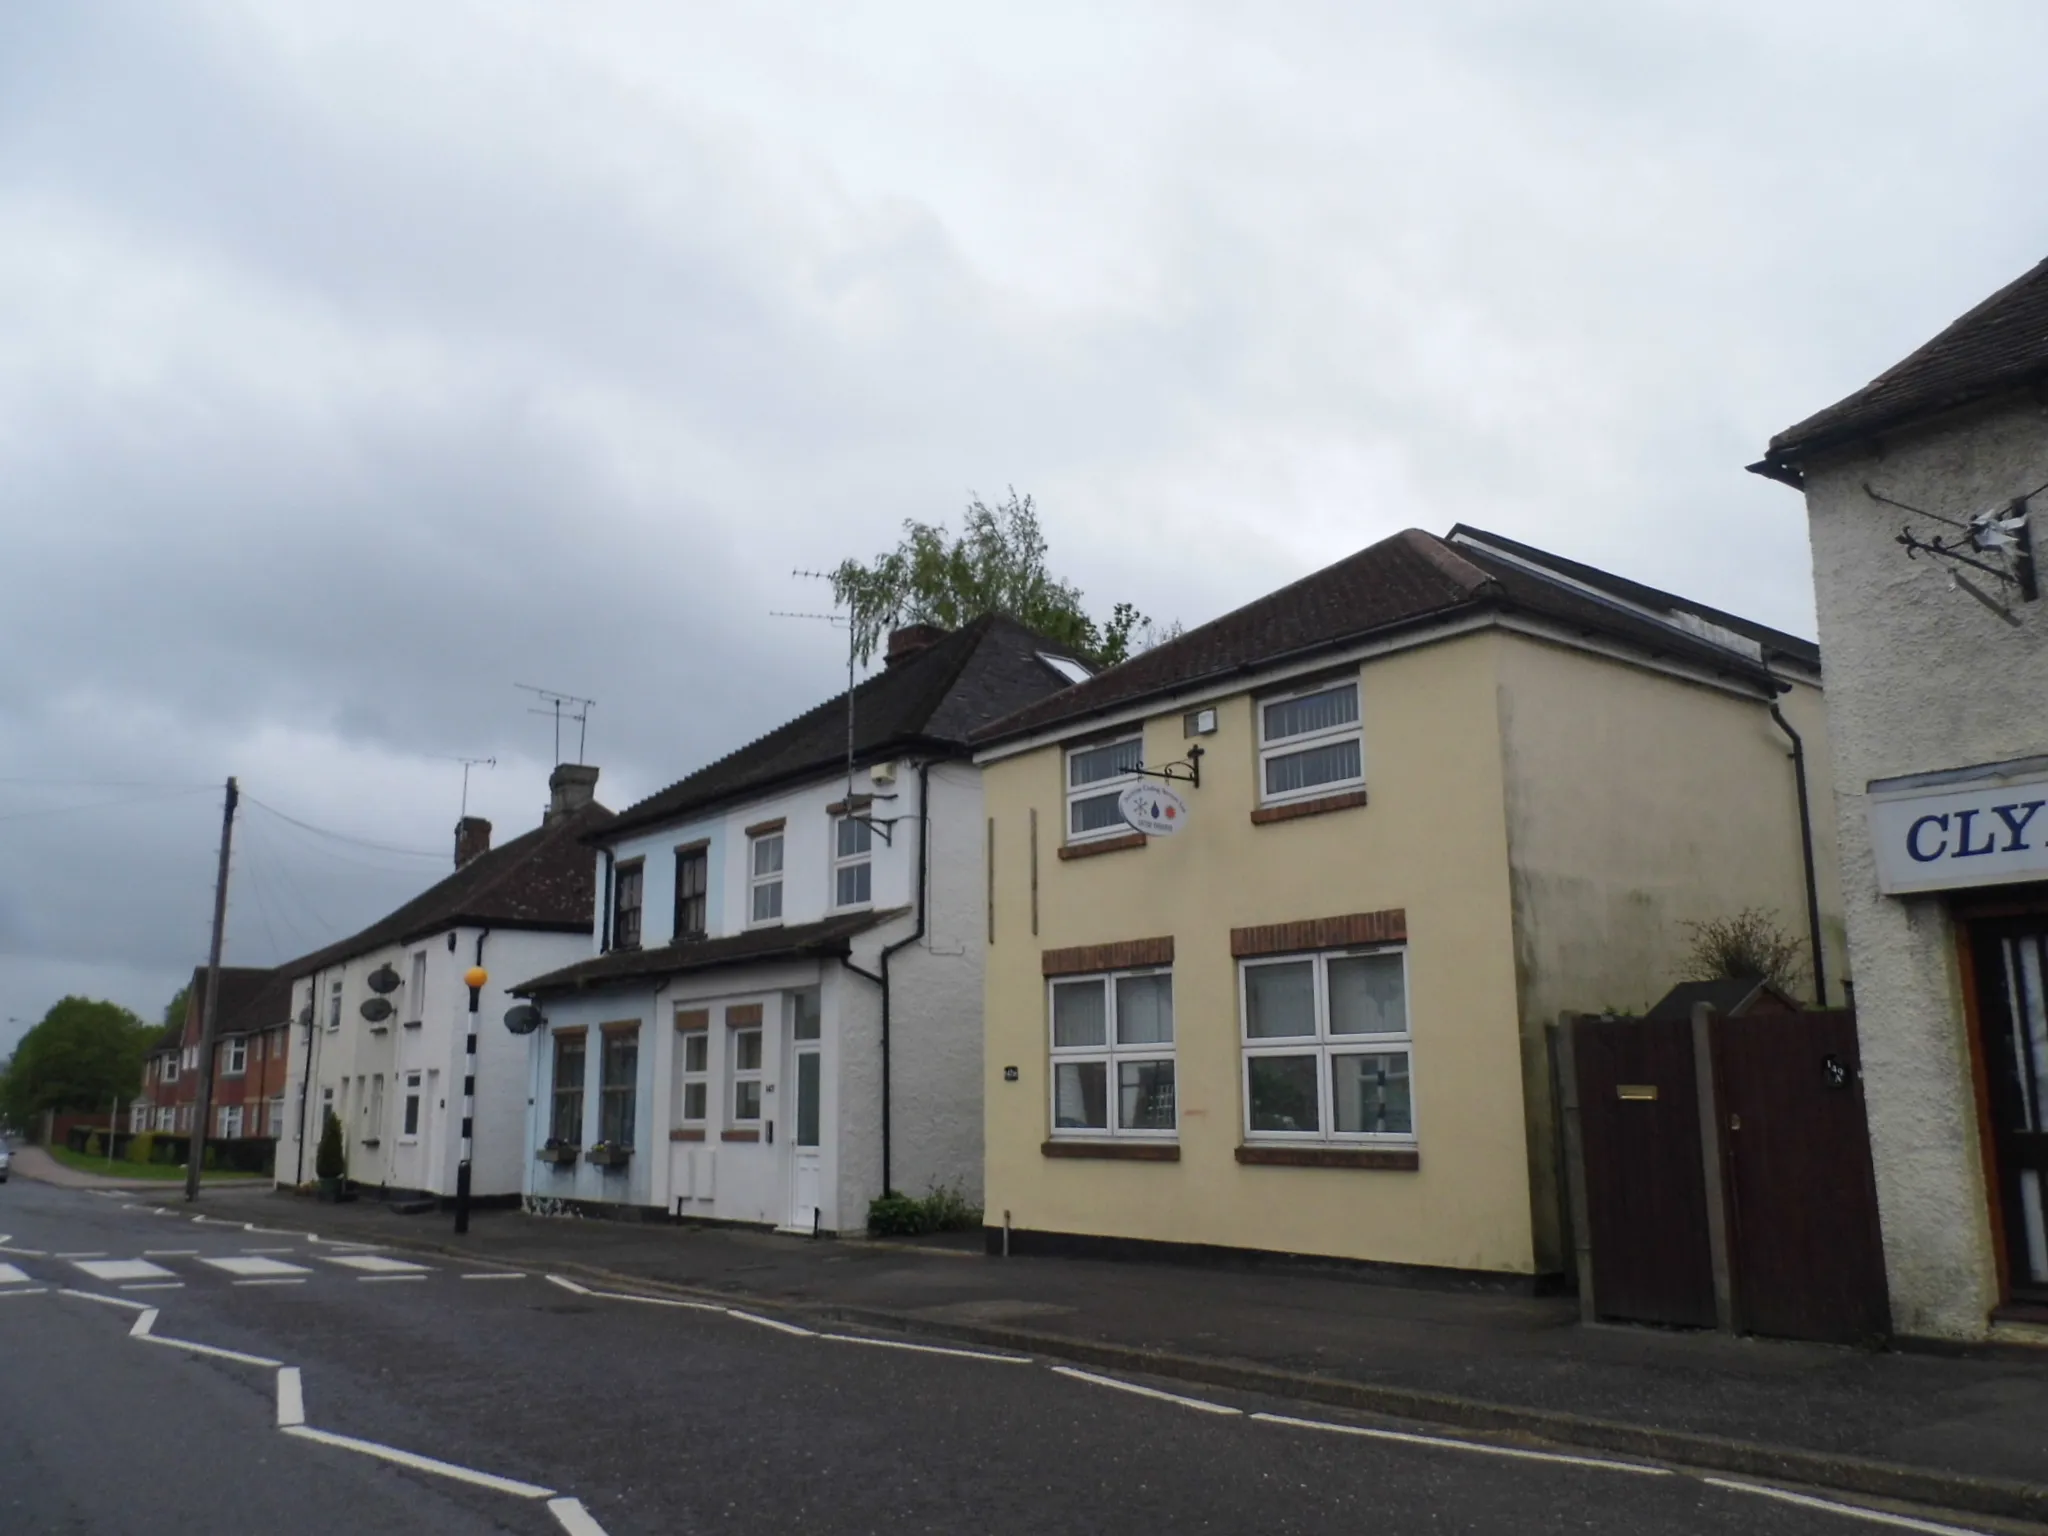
(4, 1, 2046, 1055)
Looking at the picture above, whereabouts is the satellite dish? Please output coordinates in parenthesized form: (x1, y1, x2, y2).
(297, 1006, 314, 1029)
(359, 996, 395, 1023)
(503, 1003, 544, 1036)
(366, 963, 403, 995)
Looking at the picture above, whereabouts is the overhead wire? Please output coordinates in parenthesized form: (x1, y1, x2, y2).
(0, 785, 216, 824)
(240, 795, 447, 861)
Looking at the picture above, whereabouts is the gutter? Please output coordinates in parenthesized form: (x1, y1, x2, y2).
(838, 758, 933, 1196)
(1766, 685, 1829, 1007)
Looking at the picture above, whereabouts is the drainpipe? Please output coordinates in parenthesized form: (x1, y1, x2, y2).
(1767, 691, 1828, 1008)
(838, 758, 932, 1196)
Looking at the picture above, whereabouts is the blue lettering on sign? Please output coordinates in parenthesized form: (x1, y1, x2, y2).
(1953, 809, 1999, 857)
(1995, 800, 2046, 852)
(1907, 814, 1949, 862)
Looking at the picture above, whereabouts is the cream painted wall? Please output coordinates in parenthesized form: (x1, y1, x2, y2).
(983, 632, 1535, 1276)
(1492, 639, 1846, 1269)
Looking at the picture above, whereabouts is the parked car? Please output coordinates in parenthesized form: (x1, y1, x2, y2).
(0, 1142, 11, 1182)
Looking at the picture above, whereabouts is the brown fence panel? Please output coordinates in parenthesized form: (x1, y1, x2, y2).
(1714, 1008, 1890, 1343)
(1571, 1015, 1718, 1328)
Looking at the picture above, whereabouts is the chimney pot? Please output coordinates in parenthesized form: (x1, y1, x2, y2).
(454, 816, 492, 868)
(546, 764, 601, 823)
(885, 624, 948, 667)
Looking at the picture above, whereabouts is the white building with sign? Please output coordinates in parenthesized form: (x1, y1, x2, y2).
(1755, 254, 2048, 1341)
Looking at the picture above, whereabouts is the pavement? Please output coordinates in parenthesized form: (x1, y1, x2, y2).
(10, 1142, 268, 1190)
(1, 1176, 2034, 1536)
(78, 1179, 2048, 1528)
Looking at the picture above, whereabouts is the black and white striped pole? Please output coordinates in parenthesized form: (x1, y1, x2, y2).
(456, 963, 487, 1234)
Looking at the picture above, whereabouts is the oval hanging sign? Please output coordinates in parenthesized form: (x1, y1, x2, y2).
(1118, 782, 1189, 836)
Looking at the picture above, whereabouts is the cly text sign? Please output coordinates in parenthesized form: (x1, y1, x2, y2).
(1869, 769, 2048, 895)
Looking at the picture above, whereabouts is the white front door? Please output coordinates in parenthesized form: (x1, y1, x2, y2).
(786, 1043, 822, 1231)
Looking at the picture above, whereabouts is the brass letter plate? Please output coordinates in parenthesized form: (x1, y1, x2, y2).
(1616, 1084, 1659, 1102)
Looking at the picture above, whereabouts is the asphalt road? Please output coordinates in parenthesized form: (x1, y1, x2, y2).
(0, 1177, 2010, 1535)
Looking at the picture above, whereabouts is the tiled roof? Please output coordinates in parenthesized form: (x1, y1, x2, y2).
(282, 800, 614, 983)
(975, 529, 1787, 747)
(512, 909, 902, 996)
(1765, 255, 2048, 466)
(599, 616, 1084, 841)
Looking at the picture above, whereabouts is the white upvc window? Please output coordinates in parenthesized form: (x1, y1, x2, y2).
(156, 1106, 174, 1132)
(401, 1073, 422, 1141)
(408, 950, 428, 1023)
(731, 1022, 764, 1123)
(676, 1019, 710, 1126)
(225, 1037, 247, 1076)
(182, 1046, 197, 1071)
(832, 815, 873, 909)
(218, 1104, 242, 1139)
(749, 832, 785, 926)
(1065, 735, 1143, 844)
(327, 979, 343, 1032)
(268, 1096, 286, 1139)
(1257, 679, 1363, 805)
(163, 1055, 179, 1085)
(366, 1074, 386, 1141)
(1240, 946, 1413, 1143)
(1048, 969, 1177, 1138)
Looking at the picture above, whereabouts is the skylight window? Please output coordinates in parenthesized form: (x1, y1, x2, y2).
(1040, 653, 1092, 685)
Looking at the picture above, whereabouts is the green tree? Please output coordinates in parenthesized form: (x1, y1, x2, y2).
(830, 490, 1151, 669)
(0, 997, 155, 1125)
(161, 982, 191, 1031)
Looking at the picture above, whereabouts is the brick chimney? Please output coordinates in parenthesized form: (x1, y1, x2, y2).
(546, 764, 600, 824)
(885, 624, 948, 667)
(454, 816, 492, 868)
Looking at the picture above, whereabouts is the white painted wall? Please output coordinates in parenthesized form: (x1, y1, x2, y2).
(279, 924, 592, 1199)
(1801, 395, 2048, 1338)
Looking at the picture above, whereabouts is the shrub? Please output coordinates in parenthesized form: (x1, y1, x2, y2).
(1682, 907, 1806, 996)
(315, 1111, 346, 1180)
(919, 1181, 983, 1233)
(84, 1133, 102, 1157)
(127, 1132, 156, 1167)
(866, 1190, 930, 1237)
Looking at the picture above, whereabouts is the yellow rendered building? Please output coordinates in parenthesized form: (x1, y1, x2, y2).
(973, 526, 1842, 1283)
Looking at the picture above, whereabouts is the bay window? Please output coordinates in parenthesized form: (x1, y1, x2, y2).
(1241, 947, 1411, 1142)
(1049, 968, 1176, 1137)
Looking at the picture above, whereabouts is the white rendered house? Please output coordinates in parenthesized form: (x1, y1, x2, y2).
(276, 767, 612, 1201)
(512, 619, 1084, 1231)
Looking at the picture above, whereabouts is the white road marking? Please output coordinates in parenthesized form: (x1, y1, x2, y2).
(72, 1259, 176, 1283)
(201, 1255, 312, 1278)
(460, 1272, 526, 1281)
(546, 1274, 593, 1295)
(131, 1309, 156, 1337)
(725, 1308, 816, 1337)
(321, 1254, 428, 1274)
(281, 1426, 555, 1499)
(143, 1250, 199, 1257)
(827, 1335, 1031, 1364)
(358, 1275, 427, 1283)
(548, 1496, 612, 1535)
(235, 1278, 308, 1288)
(1702, 1478, 1997, 1533)
(240, 1246, 299, 1255)
(243, 1223, 289, 1235)
(277, 1367, 305, 1428)
(121, 1283, 184, 1292)
(0, 1287, 48, 1297)
(1250, 1412, 1673, 1474)
(137, 1332, 281, 1369)
(58, 1288, 151, 1311)
(1053, 1366, 1243, 1416)
(0, 1246, 48, 1257)
(597, 1290, 718, 1312)
(0, 1263, 33, 1286)
(56, 1251, 108, 1259)
(328, 1242, 386, 1252)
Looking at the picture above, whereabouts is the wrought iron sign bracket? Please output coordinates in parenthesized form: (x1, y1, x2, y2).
(1133, 744, 1203, 790)
(1869, 479, 2043, 625)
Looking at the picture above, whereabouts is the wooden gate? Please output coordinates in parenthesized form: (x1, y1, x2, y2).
(1714, 1009, 1890, 1344)
(1567, 1014, 1718, 1328)
(1564, 1008, 1890, 1343)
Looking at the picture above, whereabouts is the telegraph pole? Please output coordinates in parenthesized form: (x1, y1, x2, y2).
(185, 776, 239, 1203)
